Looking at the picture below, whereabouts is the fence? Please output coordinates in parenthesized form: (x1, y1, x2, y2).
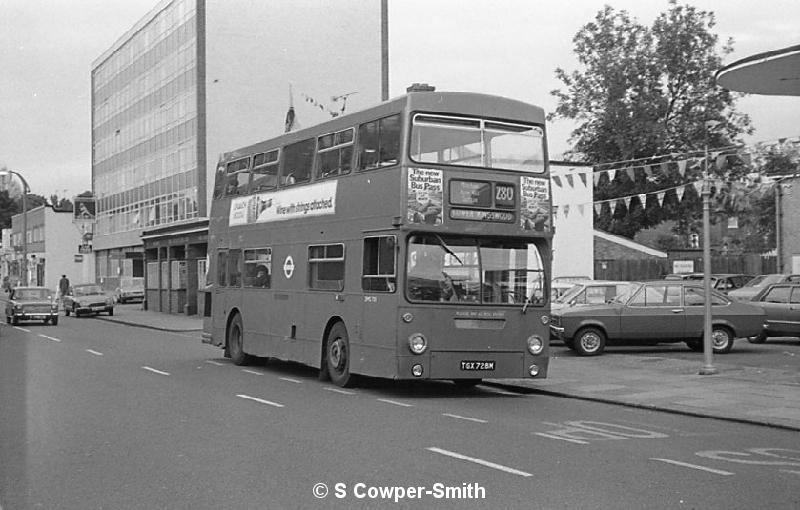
(594, 254, 777, 281)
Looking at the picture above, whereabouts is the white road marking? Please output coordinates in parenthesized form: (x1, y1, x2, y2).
(324, 387, 356, 395)
(427, 447, 532, 477)
(377, 398, 414, 408)
(242, 369, 263, 376)
(236, 394, 284, 408)
(14, 326, 30, 333)
(780, 469, 800, 476)
(85, 349, 104, 356)
(38, 334, 62, 342)
(279, 377, 302, 384)
(142, 366, 170, 376)
(442, 413, 487, 424)
(650, 458, 734, 476)
(205, 360, 225, 366)
(534, 432, 589, 445)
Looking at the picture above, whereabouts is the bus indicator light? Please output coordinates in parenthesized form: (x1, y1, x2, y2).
(541, 315, 550, 325)
(527, 335, 544, 355)
(402, 312, 414, 323)
(529, 364, 540, 377)
(412, 364, 424, 377)
(408, 333, 427, 354)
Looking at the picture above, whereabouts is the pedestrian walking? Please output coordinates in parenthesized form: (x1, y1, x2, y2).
(58, 274, 70, 309)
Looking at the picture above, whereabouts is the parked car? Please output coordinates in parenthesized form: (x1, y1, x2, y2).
(550, 280, 766, 356)
(63, 284, 114, 317)
(747, 283, 800, 343)
(551, 276, 592, 301)
(5, 286, 59, 325)
(728, 274, 800, 301)
(664, 273, 753, 294)
(114, 276, 144, 303)
(551, 280, 634, 312)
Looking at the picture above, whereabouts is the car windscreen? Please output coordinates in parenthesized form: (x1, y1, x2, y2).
(74, 286, 103, 296)
(15, 289, 51, 300)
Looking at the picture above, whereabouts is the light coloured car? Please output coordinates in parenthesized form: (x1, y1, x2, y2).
(5, 286, 59, 325)
(728, 274, 798, 301)
(114, 276, 144, 303)
(551, 280, 634, 312)
(63, 283, 114, 317)
(550, 280, 766, 356)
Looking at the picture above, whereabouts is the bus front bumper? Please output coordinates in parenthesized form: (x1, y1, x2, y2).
(398, 351, 548, 380)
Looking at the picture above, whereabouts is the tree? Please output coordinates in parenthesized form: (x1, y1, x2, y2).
(550, 1, 753, 239)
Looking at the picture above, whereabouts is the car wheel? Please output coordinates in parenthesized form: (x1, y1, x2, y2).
(11, 316, 18, 326)
(227, 313, 253, 366)
(748, 332, 767, 344)
(326, 322, 353, 387)
(711, 326, 734, 354)
(686, 339, 703, 352)
(574, 327, 605, 356)
(108, 308, 114, 316)
(51, 317, 58, 326)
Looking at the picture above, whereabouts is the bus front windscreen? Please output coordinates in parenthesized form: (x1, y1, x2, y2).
(410, 114, 545, 173)
(406, 234, 545, 305)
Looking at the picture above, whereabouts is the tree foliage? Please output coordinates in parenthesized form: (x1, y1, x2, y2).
(550, 1, 753, 240)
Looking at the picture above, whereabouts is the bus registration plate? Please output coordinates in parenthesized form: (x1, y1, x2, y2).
(460, 360, 495, 371)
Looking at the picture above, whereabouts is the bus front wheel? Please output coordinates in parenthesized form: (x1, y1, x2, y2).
(326, 322, 353, 388)
(227, 313, 253, 366)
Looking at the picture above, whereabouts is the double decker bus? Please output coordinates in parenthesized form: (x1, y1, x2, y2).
(202, 84, 553, 387)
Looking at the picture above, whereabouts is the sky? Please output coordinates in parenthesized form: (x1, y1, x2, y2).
(1, 0, 798, 200)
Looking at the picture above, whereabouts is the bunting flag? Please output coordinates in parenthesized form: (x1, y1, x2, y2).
(676, 185, 686, 202)
(657, 191, 666, 207)
(593, 171, 602, 186)
(579, 172, 587, 186)
(660, 161, 669, 175)
(552, 176, 562, 187)
(565, 174, 574, 188)
(678, 160, 687, 176)
(623, 196, 631, 208)
(638, 194, 646, 207)
(644, 165, 653, 178)
(692, 180, 704, 194)
(607, 169, 617, 182)
(594, 202, 602, 215)
(626, 167, 636, 181)
(578, 204, 585, 216)
(716, 153, 728, 171)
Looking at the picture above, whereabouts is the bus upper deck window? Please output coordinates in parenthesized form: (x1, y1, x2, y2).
(282, 139, 314, 186)
(252, 150, 279, 191)
(358, 114, 400, 171)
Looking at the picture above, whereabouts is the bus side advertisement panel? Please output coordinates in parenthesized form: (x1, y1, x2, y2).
(229, 181, 338, 226)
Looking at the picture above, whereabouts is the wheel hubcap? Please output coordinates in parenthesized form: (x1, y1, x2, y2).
(330, 338, 345, 370)
(581, 333, 600, 352)
(712, 330, 729, 349)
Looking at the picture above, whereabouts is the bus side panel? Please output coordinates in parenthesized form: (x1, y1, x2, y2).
(354, 294, 399, 378)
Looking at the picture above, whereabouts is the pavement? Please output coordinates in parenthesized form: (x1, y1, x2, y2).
(99, 306, 800, 432)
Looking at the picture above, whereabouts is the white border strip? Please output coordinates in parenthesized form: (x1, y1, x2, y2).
(142, 366, 170, 376)
(650, 458, 734, 476)
(38, 334, 62, 342)
(442, 413, 487, 424)
(427, 447, 532, 477)
(86, 349, 104, 356)
(236, 394, 284, 408)
(377, 398, 414, 408)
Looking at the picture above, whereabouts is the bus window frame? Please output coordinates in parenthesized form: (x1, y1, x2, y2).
(225, 157, 252, 197)
(356, 114, 401, 172)
(362, 235, 397, 293)
(243, 247, 272, 288)
(216, 249, 228, 287)
(308, 243, 346, 291)
(251, 149, 280, 192)
(280, 138, 316, 187)
(316, 127, 355, 180)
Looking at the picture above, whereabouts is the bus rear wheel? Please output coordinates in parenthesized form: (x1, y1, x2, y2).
(227, 313, 253, 366)
(326, 322, 352, 388)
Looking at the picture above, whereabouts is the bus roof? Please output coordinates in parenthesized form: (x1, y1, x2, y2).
(220, 90, 546, 162)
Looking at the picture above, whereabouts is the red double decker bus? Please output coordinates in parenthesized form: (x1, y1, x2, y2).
(203, 85, 553, 387)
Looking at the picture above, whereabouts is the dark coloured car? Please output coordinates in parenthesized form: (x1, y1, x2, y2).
(63, 283, 114, 317)
(747, 283, 800, 343)
(5, 286, 59, 325)
(550, 280, 766, 356)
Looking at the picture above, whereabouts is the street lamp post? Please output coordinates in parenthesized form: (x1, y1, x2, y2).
(0, 169, 30, 286)
(699, 124, 717, 376)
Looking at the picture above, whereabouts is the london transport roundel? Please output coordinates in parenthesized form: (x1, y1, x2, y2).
(283, 255, 295, 279)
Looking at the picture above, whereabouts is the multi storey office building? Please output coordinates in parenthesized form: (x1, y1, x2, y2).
(90, 0, 383, 300)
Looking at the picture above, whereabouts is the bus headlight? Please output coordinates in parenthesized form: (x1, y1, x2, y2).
(412, 364, 424, 377)
(408, 333, 427, 354)
(527, 335, 544, 355)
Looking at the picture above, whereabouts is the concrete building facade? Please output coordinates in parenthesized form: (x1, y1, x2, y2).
(91, 0, 383, 304)
(550, 163, 594, 280)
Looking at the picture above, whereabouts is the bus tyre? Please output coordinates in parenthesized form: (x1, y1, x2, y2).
(710, 326, 734, 354)
(326, 322, 353, 388)
(574, 327, 605, 356)
(227, 314, 253, 366)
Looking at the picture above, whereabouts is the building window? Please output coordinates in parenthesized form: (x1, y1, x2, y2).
(316, 128, 354, 179)
(243, 248, 272, 288)
(308, 244, 344, 291)
(358, 114, 400, 170)
(362, 236, 396, 292)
